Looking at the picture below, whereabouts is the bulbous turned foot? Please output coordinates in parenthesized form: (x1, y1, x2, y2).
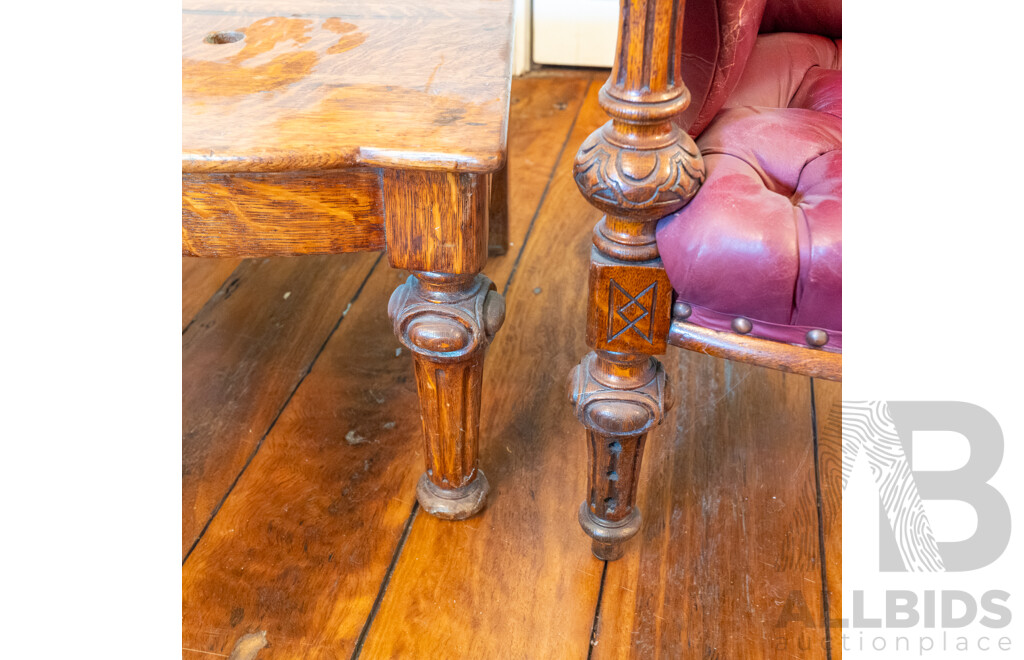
(416, 471, 490, 521)
(578, 501, 641, 561)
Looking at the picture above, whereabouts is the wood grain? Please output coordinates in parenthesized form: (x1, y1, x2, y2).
(587, 249, 673, 354)
(815, 378, 842, 658)
(382, 170, 488, 274)
(182, 169, 385, 257)
(669, 319, 842, 382)
(182, 74, 595, 658)
(572, 0, 704, 246)
(182, 252, 378, 557)
(570, 350, 673, 560)
(388, 272, 504, 519)
(593, 356, 829, 658)
(182, 256, 243, 329)
(182, 0, 513, 174)
(356, 79, 611, 659)
(567, 0, 705, 560)
(181, 73, 838, 658)
(182, 264, 426, 658)
(487, 161, 509, 255)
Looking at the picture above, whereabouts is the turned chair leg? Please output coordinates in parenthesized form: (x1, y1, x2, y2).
(565, 0, 704, 558)
(569, 350, 673, 559)
(389, 271, 505, 519)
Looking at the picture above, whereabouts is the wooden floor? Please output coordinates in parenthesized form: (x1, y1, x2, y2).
(183, 71, 842, 660)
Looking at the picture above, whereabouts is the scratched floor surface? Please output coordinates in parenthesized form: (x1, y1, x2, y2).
(182, 71, 842, 660)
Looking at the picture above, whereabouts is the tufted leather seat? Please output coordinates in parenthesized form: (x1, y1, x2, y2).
(656, 0, 842, 352)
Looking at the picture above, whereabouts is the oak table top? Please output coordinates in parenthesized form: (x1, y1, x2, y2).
(182, 0, 514, 174)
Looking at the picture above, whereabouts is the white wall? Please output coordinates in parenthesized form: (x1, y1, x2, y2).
(512, 0, 532, 75)
(531, 0, 618, 68)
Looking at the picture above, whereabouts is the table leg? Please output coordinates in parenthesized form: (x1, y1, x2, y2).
(383, 169, 504, 519)
(388, 272, 504, 519)
(488, 162, 509, 256)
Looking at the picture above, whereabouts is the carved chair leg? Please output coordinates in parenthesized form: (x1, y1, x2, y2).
(569, 350, 672, 559)
(487, 162, 509, 256)
(566, 0, 704, 559)
(389, 272, 505, 520)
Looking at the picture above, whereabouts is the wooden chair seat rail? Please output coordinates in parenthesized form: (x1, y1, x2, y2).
(668, 320, 841, 381)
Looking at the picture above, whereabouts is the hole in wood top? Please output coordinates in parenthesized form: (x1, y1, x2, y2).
(205, 31, 244, 44)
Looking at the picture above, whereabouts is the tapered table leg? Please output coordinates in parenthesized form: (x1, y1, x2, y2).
(389, 272, 505, 519)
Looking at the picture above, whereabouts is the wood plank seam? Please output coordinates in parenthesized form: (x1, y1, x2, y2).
(182, 73, 836, 656)
(587, 561, 609, 660)
(182, 262, 246, 335)
(811, 379, 834, 660)
(351, 502, 420, 659)
(183, 253, 385, 564)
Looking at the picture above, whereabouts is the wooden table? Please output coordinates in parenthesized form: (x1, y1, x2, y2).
(182, 0, 514, 519)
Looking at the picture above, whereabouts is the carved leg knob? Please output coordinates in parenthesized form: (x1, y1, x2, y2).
(482, 289, 506, 338)
(389, 273, 504, 520)
(569, 350, 672, 559)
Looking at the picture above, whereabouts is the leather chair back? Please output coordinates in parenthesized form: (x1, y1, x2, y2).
(677, 0, 841, 135)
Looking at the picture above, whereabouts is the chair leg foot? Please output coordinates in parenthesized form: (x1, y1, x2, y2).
(417, 470, 490, 520)
(591, 540, 623, 562)
(578, 502, 641, 560)
(569, 350, 673, 560)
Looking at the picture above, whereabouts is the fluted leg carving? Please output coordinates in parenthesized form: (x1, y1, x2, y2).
(569, 350, 673, 559)
(389, 272, 505, 520)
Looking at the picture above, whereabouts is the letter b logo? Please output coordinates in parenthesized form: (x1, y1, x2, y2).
(843, 401, 1011, 572)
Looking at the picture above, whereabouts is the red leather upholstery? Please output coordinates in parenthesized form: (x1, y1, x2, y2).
(678, 0, 842, 136)
(761, 0, 841, 38)
(656, 3, 842, 352)
(677, 0, 767, 136)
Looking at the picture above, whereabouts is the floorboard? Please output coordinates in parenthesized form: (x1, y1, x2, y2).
(481, 74, 591, 288)
(183, 262, 426, 658)
(592, 357, 828, 659)
(182, 253, 379, 557)
(182, 257, 242, 330)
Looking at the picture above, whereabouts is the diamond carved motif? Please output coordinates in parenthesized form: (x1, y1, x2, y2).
(607, 279, 657, 343)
